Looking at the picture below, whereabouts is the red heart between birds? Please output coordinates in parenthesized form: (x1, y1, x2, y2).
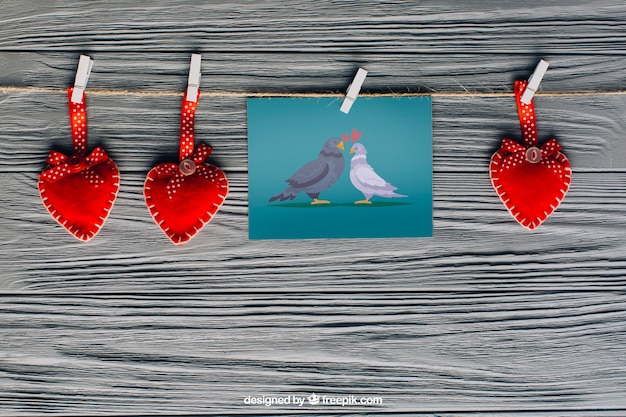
(490, 80, 571, 230)
(144, 161, 228, 245)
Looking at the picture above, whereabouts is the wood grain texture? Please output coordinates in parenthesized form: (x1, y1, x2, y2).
(0, 0, 625, 55)
(1, 293, 626, 415)
(2, 52, 626, 94)
(1, 1, 626, 415)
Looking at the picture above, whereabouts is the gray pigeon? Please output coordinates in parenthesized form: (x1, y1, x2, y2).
(270, 137, 345, 204)
(349, 143, 407, 204)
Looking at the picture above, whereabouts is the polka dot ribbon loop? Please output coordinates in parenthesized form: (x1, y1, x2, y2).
(39, 88, 110, 186)
(67, 87, 88, 156)
(515, 80, 539, 148)
(497, 80, 568, 176)
(180, 88, 200, 161)
(153, 91, 216, 198)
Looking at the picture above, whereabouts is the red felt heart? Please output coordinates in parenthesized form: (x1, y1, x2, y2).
(490, 142, 571, 230)
(490, 81, 572, 230)
(144, 161, 228, 245)
(39, 156, 120, 241)
(143, 89, 228, 245)
(38, 88, 120, 241)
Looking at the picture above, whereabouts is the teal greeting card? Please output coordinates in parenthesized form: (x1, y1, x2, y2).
(247, 97, 432, 239)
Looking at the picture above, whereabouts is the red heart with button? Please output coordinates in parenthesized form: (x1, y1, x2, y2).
(38, 88, 120, 241)
(490, 80, 572, 230)
(144, 90, 228, 245)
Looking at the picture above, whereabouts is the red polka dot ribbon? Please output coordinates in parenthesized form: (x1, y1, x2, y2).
(489, 80, 572, 230)
(143, 88, 229, 245)
(516, 80, 539, 148)
(40, 88, 111, 185)
(152, 90, 218, 197)
(180, 91, 198, 160)
(38, 87, 120, 241)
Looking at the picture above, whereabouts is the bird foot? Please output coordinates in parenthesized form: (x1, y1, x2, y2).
(355, 199, 372, 204)
(311, 199, 330, 205)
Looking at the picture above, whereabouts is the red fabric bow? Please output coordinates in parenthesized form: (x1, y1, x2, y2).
(154, 142, 214, 197)
(497, 137, 567, 177)
(39, 146, 109, 186)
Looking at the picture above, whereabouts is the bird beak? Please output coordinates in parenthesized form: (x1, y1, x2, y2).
(349, 148, 355, 154)
(337, 141, 345, 151)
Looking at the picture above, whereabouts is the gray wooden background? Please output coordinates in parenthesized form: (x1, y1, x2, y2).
(1, 1, 626, 415)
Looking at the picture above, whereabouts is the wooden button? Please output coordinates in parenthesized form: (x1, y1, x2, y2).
(179, 159, 196, 176)
(525, 147, 542, 163)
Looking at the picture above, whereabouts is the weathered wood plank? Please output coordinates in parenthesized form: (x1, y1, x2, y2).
(0, 1, 625, 55)
(1, 1, 626, 415)
(1, 293, 625, 415)
(2, 167, 626, 294)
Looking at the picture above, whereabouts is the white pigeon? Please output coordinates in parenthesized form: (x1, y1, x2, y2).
(349, 143, 407, 204)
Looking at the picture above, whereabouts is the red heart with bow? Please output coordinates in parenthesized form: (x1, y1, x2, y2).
(38, 88, 120, 241)
(490, 80, 572, 230)
(144, 90, 228, 245)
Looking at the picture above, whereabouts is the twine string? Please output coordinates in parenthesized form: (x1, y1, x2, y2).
(1, 86, 626, 97)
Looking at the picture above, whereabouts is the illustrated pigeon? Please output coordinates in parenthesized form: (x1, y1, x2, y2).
(349, 143, 406, 204)
(270, 137, 345, 204)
